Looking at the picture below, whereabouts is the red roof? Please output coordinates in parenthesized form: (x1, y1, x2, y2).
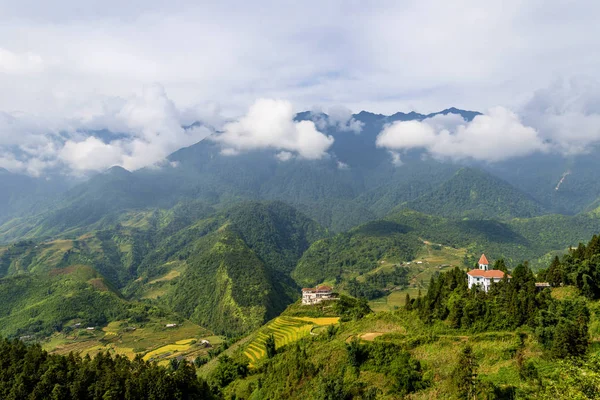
(467, 270, 510, 279)
(478, 254, 489, 265)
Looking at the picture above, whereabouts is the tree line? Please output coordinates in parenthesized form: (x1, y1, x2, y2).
(0, 338, 213, 400)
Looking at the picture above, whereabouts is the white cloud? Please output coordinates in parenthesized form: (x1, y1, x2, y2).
(59, 137, 123, 171)
(213, 99, 334, 159)
(336, 160, 349, 169)
(276, 151, 294, 161)
(1, 1, 600, 116)
(0, 48, 44, 74)
(377, 107, 548, 162)
(311, 106, 364, 133)
(0, 85, 212, 174)
(376, 120, 437, 150)
(522, 78, 600, 154)
(389, 151, 403, 166)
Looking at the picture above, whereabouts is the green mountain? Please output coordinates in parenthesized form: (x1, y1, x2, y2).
(293, 220, 422, 287)
(167, 228, 289, 336)
(294, 208, 600, 287)
(403, 167, 547, 219)
(1, 201, 325, 338)
(0, 169, 67, 225)
(0, 265, 131, 338)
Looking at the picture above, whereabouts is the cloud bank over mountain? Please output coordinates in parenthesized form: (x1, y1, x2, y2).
(375, 78, 600, 165)
(1, 1, 600, 173)
(376, 107, 548, 163)
(0, 85, 211, 175)
(212, 99, 334, 160)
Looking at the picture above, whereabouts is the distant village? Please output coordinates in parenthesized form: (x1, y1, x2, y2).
(302, 253, 550, 304)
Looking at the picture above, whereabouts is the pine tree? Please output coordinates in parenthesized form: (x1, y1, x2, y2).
(404, 294, 412, 311)
(265, 334, 277, 358)
(493, 258, 508, 272)
(451, 344, 478, 400)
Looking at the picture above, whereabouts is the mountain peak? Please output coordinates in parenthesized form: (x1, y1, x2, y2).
(103, 165, 132, 177)
(427, 107, 482, 121)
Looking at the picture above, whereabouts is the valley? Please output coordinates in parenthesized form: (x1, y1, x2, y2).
(1, 110, 600, 399)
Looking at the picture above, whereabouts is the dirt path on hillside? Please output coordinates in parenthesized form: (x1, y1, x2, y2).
(360, 332, 385, 341)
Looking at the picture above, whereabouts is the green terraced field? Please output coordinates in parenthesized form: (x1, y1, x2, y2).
(243, 316, 338, 365)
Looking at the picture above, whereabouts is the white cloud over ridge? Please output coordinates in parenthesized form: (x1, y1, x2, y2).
(522, 78, 600, 155)
(311, 106, 364, 133)
(212, 99, 334, 159)
(0, 1, 599, 174)
(0, 84, 212, 175)
(376, 107, 548, 163)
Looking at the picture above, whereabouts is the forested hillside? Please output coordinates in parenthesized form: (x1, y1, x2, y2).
(197, 234, 600, 399)
(294, 208, 600, 292)
(0, 201, 324, 339)
(0, 339, 212, 399)
(0, 265, 145, 338)
(404, 167, 547, 219)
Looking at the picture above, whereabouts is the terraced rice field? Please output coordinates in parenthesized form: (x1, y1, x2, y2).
(143, 342, 193, 361)
(244, 316, 339, 365)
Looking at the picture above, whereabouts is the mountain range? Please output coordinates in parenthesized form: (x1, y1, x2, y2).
(1, 107, 600, 341)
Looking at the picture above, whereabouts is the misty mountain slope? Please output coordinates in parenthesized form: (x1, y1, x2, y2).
(0, 169, 67, 225)
(0, 107, 485, 241)
(401, 167, 547, 219)
(2, 107, 600, 245)
(487, 150, 600, 214)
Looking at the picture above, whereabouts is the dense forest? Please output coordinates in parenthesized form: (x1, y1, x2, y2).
(0, 338, 212, 399)
(403, 167, 547, 220)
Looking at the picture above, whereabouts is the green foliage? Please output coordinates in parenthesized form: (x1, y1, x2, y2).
(451, 344, 478, 399)
(541, 234, 600, 299)
(332, 296, 372, 322)
(346, 340, 429, 396)
(404, 167, 547, 220)
(167, 230, 279, 337)
(294, 220, 421, 286)
(209, 355, 248, 391)
(0, 267, 143, 338)
(386, 209, 600, 268)
(537, 353, 600, 399)
(0, 338, 212, 399)
(265, 334, 276, 359)
(535, 298, 590, 358)
(346, 266, 409, 300)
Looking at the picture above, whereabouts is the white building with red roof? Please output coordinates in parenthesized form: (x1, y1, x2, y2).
(467, 254, 511, 292)
(301, 285, 334, 305)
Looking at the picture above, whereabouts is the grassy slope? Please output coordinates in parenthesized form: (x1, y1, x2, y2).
(0, 265, 126, 337)
(217, 287, 600, 399)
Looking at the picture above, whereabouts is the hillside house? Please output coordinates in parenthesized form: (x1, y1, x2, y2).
(467, 254, 511, 292)
(302, 285, 334, 305)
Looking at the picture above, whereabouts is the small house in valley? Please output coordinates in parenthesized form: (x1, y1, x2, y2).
(302, 285, 334, 305)
(467, 254, 510, 292)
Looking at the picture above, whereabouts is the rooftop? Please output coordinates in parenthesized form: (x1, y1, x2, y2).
(478, 254, 489, 265)
(467, 269, 510, 279)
